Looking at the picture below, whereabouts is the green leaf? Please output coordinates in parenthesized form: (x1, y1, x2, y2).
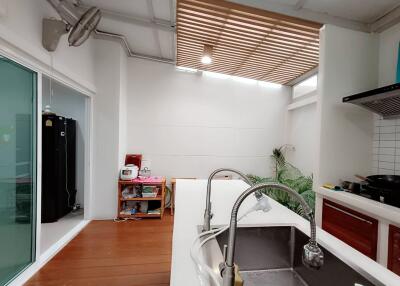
(248, 145, 315, 220)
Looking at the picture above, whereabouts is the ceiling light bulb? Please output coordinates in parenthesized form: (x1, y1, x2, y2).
(201, 55, 212, 65)
(201, 44, 213, 65)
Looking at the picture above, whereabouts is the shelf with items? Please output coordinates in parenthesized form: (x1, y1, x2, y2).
(120, 196, 162, 201)
(117, 176, 166, 219)
(119, 213, 161, 218)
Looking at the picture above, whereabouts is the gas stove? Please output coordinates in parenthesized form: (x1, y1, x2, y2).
(349, 184, 400, 208)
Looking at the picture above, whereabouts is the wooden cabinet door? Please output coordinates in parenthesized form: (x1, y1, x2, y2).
(388, 225, 400, 275)
(322, 199, 378, 260)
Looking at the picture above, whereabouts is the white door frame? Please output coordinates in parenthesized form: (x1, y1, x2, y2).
(0, 39, 94, 286)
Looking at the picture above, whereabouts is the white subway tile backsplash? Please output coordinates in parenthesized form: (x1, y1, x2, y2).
(378, 161, 395, 170)
(380, 133, 396, 141)
(373, 118, 400, 174)
(379, 155, 395, 162)
(380, 141, 396, 148)
(380, 126, 396, 133)
(380, 168, 395, 174)
(379, 148, 396, 155)
(378, 119, 397, 126)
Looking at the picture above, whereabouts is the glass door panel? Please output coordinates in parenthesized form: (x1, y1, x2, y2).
(0, 56, 37, 285)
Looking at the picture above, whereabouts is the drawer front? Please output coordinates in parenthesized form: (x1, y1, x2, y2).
(388, 225, 400, 276)
(322, 199, 378, 260)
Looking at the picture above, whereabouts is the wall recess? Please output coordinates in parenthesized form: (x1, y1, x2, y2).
(0, 0, 7, 17)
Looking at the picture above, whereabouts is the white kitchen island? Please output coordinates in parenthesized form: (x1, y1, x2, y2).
(170, 179, 400, 286)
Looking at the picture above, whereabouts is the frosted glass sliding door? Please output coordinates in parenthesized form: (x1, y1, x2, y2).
(0, 56, 37, 285)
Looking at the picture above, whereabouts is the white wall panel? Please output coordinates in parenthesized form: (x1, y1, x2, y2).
(378, 22, 400, 87)
(286, 103, 317, 176)
(126, 58, 291, 179)
(91, 41, 124, 219)
(314, 25, 379, 226)
(316, 25, 378, 187)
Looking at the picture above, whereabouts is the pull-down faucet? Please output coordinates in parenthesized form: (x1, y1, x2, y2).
(220, 183, 324, 286)
(203, 168, 260, 232)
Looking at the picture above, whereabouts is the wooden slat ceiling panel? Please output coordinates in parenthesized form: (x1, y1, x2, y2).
(176, 0, 322, 85)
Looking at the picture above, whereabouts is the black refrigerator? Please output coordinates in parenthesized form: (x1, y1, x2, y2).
(42, 113, 77, 223)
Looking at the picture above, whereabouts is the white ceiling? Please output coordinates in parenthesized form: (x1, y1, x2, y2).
(78, 0, 400, 63)
(303, 0, 400, 23)
(233, 0, 400, 23)
(81, 0, 175, 61)
(83, 0, 172, 21)
(231, 0, 400, 31)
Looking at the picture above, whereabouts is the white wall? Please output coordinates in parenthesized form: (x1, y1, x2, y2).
(286, 74, 318, 176)
(378, 22, 400, 87)
(91, 40, 126, 219)
(126, 59, 291, 180)
(118, 46, 128, 167)
(0, 0, 96, 92)
(314, 25, 379, 225)
(370, 22, 400, 176)
(0, 1, 99, 285)
(42, 76, 87, 206)
(0, 0, 97, 215)
(316, 25, 378, 186)
(286, 103, 317, 176)
(0, 0, 130, 221)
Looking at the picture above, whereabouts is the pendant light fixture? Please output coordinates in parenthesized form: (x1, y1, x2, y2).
(201, 44, 213, 65)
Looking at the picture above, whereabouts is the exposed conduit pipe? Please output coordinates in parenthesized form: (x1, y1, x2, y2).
(94, 30, 175, 65)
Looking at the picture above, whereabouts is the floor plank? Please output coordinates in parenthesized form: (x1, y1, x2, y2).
(25, 214, 174, 286)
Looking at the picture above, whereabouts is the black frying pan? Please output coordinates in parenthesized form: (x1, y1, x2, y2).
(355, 174, 400, 189)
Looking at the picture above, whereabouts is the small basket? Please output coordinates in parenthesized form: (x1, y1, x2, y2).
(142, 186, 159, 198)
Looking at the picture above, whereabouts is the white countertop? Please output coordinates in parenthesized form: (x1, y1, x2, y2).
(316, 187, 400, 225)
(170, 179, 400, 286)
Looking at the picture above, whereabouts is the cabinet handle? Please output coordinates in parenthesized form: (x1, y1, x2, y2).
(324, 203, 373, 225)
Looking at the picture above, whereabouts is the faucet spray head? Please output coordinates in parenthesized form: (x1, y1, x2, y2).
(302, 242, 324, 270)
(255, 194, 272, 212)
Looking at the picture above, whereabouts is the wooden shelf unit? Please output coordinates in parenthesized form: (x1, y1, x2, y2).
(118, 177, 166, 219)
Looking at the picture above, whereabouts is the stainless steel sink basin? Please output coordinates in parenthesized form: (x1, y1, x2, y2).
(200, 226, 381, 286)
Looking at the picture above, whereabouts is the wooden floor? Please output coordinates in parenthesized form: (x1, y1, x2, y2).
(25, 214, 174, 286)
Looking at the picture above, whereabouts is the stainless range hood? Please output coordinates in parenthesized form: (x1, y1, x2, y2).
(343, 83, 400, 119)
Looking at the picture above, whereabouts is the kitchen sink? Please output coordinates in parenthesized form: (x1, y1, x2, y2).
(200, 226, 381, 286)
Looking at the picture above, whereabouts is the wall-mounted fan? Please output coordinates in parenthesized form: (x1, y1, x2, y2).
(43, 0, 101, 51)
